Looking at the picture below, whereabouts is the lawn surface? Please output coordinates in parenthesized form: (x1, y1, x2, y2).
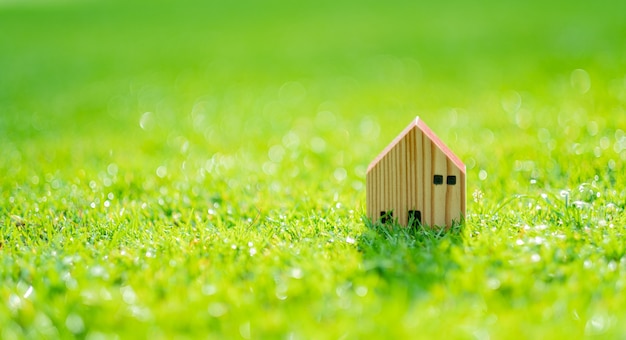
(2, 0, 626, 338)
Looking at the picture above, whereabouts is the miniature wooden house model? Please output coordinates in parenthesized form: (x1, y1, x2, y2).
(366, 117, 465, 228)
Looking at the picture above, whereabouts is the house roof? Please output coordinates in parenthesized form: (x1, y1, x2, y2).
(366, 117, 465, 174)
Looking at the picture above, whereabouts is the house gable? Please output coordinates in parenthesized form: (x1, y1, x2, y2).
(367, 117, 464, 174)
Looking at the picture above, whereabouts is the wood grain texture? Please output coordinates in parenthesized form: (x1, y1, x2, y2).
(366, 117, 465, 228)
(399, 135, 407, 227)
(431, 141, 447, 226)
(422, 131, 432, 226)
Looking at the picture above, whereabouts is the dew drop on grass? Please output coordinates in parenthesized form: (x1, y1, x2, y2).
(472, 189, 484, 203)
(290, 268, 303, 279)
(129, 305, 152, 322)
(139, 112, 154, 130)
(262, 162, 277, 175)
(268, 145, 285, 163)
(585, 313, 610, 335)
(486, 278, 501, 290)
(90, 265, 106, 278)
(310, 137, 326, 154)
(107, 163, 118, 176)
(34, 313, 55, 336)
(239, 322, 251, 339)
(8, 294, 21, 311)
(594, 147, 602, 157)
(316, 110, 336, 129)
(351, 181, 364, 191)
(515, 109, 532, 129)
(282, 131, 300, 150)
(65, 314, 84, 334)
(538, 128, 551, 143)
(355, 286, 368, 297)
(275, 284, 288, 300)
(23, 286, 33, 299)
(571, 69, 591, 94)
(360, 117, 380, 139)
(531, 254, 541, 262)
(156, 166, 167, 178)
(208, 302, 228, 317)
(121, 286, 137, 304)
(608, 159, 616, 170)
(202, 284, 217, 296)
(334, 168, 347, 182)
(587, 121, 599, 136)
(608, 261, 617, 271)
(473, 328, 490, 340)
(478, 170, 488, 181)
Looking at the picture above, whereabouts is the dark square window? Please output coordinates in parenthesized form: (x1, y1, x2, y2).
(380, 211, 393, 224)
(447, 175, 457, 185)
(433, 175, 443, 185)
(408, 210, 422, 228)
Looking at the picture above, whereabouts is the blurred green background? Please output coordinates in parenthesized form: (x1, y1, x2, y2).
(2, 0, 625, 197)
(2, 0, 626, 337)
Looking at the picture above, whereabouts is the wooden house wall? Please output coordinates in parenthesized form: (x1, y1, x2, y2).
(366, 126, 465, 227)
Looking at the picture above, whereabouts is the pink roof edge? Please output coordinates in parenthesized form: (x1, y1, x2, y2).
(366, 116, 466, 174)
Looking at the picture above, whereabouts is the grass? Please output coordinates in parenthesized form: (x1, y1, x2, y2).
(1, 0, 626, 338)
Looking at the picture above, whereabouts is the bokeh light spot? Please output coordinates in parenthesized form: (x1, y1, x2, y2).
(571, 69, 591, 94)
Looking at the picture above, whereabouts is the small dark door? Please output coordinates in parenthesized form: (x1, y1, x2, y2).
(408, 210, 421, 228)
